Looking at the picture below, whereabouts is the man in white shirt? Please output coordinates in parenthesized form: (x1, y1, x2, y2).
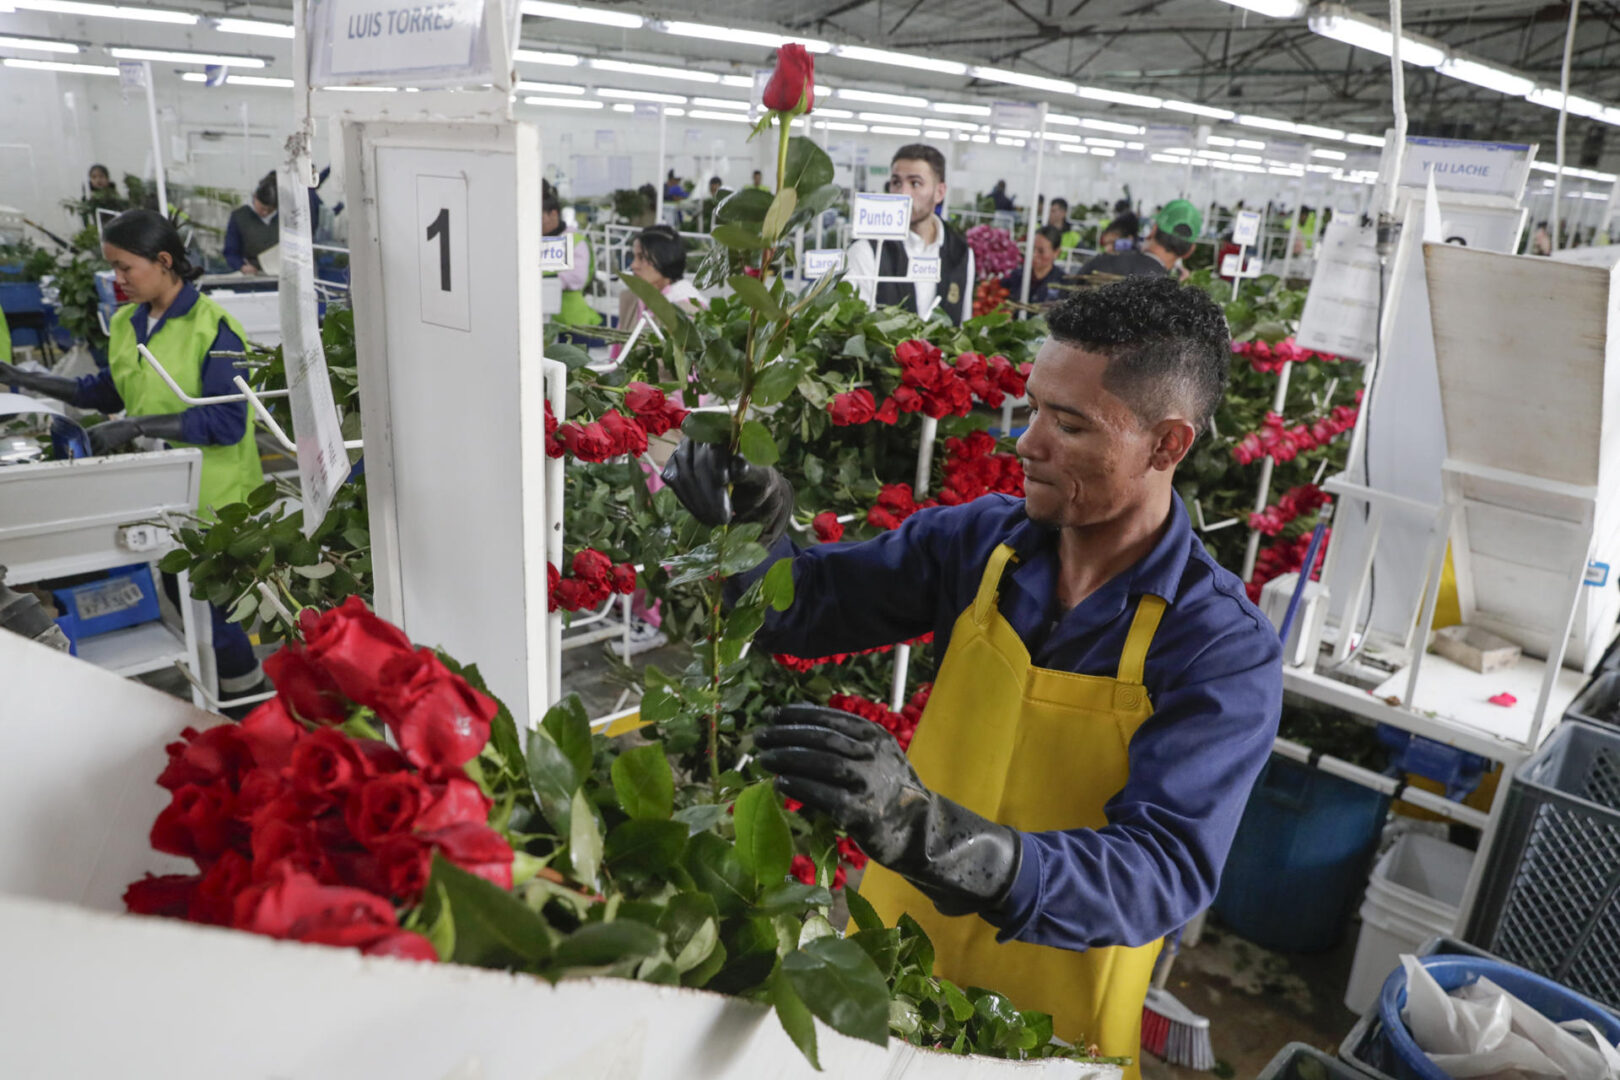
(846, 143, 976, 325)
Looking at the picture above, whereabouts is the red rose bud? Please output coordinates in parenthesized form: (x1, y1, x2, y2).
(867, 506, 902, 531)
(547, 562, 562, 612)
(874, 396, 900, 425)
(743, 265, 762, 279)
(624, 381, 666, 416)
(421, 822, 514, 890)
(599, 410, 649, 457)
(811, 511, 844, 543)
(297, 597, 417, 712)
(611, 563, 639, 595)
(361, 929, 439, 962)
(891, 385, 923, 413)
(192, 850, 252, 925)
(234, 867, 404, 951)
(790, 854, 817, 886)
(836, 836, 868, 870)
(344, 773, 429, 847)
(373, 835, 433, 903)
(376, 649, 495, 772)
(572, 548, 615, 585)
(250, 819, 333, 883)
(157, 722, 256, 792)
(124, 873, 201, 919)
(263, 646, 349, 726)
(544, 399, 558, 439)
(761, 42, 815, 115)
(828, 388, 877, 426)
(783, 797, 804, 813)
(150, 782, 237, 861)
(415, 776, 494, 832)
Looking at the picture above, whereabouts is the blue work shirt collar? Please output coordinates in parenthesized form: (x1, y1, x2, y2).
(1002, 495, 1193, 644)
(130, 281, 201, 346)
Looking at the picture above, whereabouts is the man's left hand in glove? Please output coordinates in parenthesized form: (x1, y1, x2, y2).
(88, 413, 186, 456)
(753, 704, 1023, 919)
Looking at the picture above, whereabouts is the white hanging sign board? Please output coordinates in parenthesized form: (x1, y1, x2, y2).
(802, 249, 844, 278)
(1220, 252, 1263, 279)
(539, 234, 574, 272)
(308, 0, 491, 87)
(1387, 136, 1535, 199)
(1232, 209, 1262, 247)
(991, 100, 1041, 132)
(851, 192, 912, 239)
(117, 60, 145, 92)
(909, 254, 941, 282)
(1295, 218, 1380, 361)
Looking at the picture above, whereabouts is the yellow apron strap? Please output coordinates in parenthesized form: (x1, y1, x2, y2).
(971, 543, 1020, 624)
(1115, 594, 1167, 685)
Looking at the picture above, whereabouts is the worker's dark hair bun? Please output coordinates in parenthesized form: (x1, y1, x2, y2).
(102, 208, 203, 282)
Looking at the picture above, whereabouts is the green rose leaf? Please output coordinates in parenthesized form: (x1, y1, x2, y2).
(157, 549, 192, 574)
(781, 936, 891, 1047)
(423, 853, 553, 968)
(728, 274, 787, 321)
(552, 920, 664, 969)
(761, 186, 799, 244)
(731, 782, 794, 888)
(611, 743, 675, 820)
(711, 224, 767, 251)
(604, 818, 688, 875)
(567, 787, 602, 889)
(763, 557, 795, 612)
(715, 186, 773, 227)
(772, 964, 822, 1070)
(737, 419, 779, 466)
(757, 881, 834, 915)
(842, 885, 884, 934)
(683, 831, 756, 918)
(525, 727, 578, 833)
(541, 693, 594, 782)
(750, 359, 802, 406)
(782, 136, 835, 193)
(849, 927, 901, 981)
(681, 410, 733, 445)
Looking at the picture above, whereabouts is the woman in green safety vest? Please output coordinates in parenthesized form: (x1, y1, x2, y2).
(543, 182, 602, 334)
(0, 208, 267, 706)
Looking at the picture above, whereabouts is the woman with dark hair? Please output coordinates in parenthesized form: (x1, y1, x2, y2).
(989, 179, 1016, 212)
(224, 171, 280, 274)
(1001, 225, 1070, 305)
(542, 180, 601, 331)
(615, 224, 704, 331)
(82, 164, 127, 221)
(0, 208, 266, 706)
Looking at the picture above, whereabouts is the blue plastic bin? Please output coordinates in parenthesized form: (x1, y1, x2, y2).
(1376, 724, 1488, 799)
(1213, 753, 1391, 952)
(1377, 955, 1620, 1080)
(52, 564, 162, 652)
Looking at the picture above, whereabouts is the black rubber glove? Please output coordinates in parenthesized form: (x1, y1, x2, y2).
(0, 362, 80, 402)
(754, 705, 1023, 919)
(660, 438, 794, 547)
(88, 413, 186, 455)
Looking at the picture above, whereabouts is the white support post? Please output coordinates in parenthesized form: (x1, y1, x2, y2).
(142, 61, 168, 216)
(654, 106, 667, 226)
(1017, 104, 1050, 308)
(543, 358, 567, 710)
(890, 415, 940, 712)
(1240, 361, 1294, 582)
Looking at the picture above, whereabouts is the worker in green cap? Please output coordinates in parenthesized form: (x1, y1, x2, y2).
(1077, 199, 1202, 279)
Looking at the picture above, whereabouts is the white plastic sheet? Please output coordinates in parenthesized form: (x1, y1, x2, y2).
(1399, 955, 1620, 1079)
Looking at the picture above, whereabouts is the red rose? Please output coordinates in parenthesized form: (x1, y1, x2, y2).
(790, 854, 817, 886)
(599, 410, 649, 457)
(572, 548, 614, 585)
(811, 511, 843, 544)
(624, 382, 666, 416)
(344, 773, 429, 847)
(783, 797, 804, 813)
(828, 388, 876, 427)
(832, 865, 848, 891)
(867, 506, 902, 531)
(192, 849, 253, 925)
(544, 399, 558, 439)
(235, 868, 402, 950)
(124, 873, 200, 918)
(422, 823, 514, 889)
(151, 782, 237, 861)
(547, 563, 562, 613)
(761, 43, 814, 115)
(263, 647, 349, 725)
(375, 835, 433, 902)
(157, 723, 255, 792)
(894, 339, 939, 369)
(375, 649, 495, 772)
(873, 397, 900, 425)
(297, 596, 416, 711)
(415, 776, 493, 831)
(251, 818, 333, 882)
(287, 728, 367, 802)
(238, 698, 303, 771)
(836, 836, 868, 870)
(891, 385, 923, 413)
(877, 483, 916, 514)
(611, 563, 639, 595)
(955, 352, 988, 379)
(553, 578, 593, 611)
(362, 929, 439, 962)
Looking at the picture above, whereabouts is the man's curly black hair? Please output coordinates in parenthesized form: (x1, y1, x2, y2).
(1044, 276, 1231, 435)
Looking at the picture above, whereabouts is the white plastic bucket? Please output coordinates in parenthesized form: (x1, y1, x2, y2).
(1343, 833, 1474, 1014)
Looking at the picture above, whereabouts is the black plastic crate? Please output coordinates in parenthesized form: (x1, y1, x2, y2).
(1466, 721, 1620, 1014)
(1567, 670, 1620, 731)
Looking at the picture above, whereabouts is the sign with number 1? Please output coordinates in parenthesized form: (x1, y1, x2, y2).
(416, 174, 469, 331)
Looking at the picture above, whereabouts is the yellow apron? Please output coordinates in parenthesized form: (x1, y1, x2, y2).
(860, 542, 1166, 1079)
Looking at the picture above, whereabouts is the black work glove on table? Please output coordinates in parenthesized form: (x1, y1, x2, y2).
(88, 413, 186, 455)
(754, 705, 1023, 919)
(660, 438, 794, 548)
(0, 362, 81, 402)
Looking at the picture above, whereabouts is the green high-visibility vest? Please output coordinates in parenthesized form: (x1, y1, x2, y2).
(547, 234, 603, 329)
(0, 307, 10, 366)
(1060, 229, 1081, 251)
(108, 293, 263, 517)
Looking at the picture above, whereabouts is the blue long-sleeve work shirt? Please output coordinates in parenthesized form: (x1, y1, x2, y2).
(752, 494, 1284, 951)
(73, 283, 249, 446)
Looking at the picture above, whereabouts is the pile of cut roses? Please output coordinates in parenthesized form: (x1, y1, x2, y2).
(547, 547, 639, 612)
(827, 340, 1029, 426)
(545, 381, 690, 462)
(124, 597, 506, 960)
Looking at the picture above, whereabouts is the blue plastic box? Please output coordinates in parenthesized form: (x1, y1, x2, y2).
(1376, 724, 1489, 799)
(52, 564, 162, 650)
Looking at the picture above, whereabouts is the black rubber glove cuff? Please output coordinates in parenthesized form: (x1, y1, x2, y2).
(0, 364, 81, 403)
(88, 413, 186, 455)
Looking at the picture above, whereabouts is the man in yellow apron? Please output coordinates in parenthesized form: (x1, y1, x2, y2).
(666, 276, 1284, 1076)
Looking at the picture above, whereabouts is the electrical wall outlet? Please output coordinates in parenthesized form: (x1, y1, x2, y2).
(116, 525, 165, 553)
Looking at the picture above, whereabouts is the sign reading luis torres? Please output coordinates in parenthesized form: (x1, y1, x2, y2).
(319, 0, 482, 77)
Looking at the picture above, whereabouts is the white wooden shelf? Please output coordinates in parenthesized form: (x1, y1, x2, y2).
(74, 619, 190, 679)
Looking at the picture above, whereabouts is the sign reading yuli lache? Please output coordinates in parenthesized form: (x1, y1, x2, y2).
(851, 192, 912, 240)
(1390, 136, 1535, 198)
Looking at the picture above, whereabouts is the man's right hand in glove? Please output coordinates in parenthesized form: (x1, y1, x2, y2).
(660, 438, 794, 547)
(0, 362, 80, 403)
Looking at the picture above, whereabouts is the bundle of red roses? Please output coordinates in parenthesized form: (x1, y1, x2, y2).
(866, 481, 937, 531)
(545, 383, 689, 461)
(825, 341, 1032, 429)
(937, 430, 1024, 506)
(771, 632, 934, 673)
(548, 548, 639, 612)
(1247, 482, 1331, 537)
(810, 511, 843, 543)
(827, 682, 932, 753)
(1248, 527, 1332, 602)
(123, 598, 512, 963)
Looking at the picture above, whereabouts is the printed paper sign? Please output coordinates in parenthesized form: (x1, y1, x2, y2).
(990, 100, 1041, 133)
(1232, 210, 1262, 247)
(312, 0, 486, 83)
(851, 192, 912, 239)
(1392, 136, 1534, 198)
(1220, 252, 1263, 278)
(909, 255, 941, 282)
(417, 173, 471, 332)
(802, 249, 845, 279)
(539, 235, 574, 272)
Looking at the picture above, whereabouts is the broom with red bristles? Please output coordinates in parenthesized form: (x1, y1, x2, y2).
(1140, 933, 1215, 1070)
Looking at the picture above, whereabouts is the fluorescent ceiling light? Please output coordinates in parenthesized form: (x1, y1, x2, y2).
(836, 44, 966, 75)
(1164, 99, 1235, 120)
(1529, 161, 1617, 182)
(1195, 148, 1230, 159)
(523, 95, 603, 109)
(1152, 154, 1189, 164)
(1211, 0, 1306, 17)
(687, 109, 750, 123)
(1237, 138, 1266, 149)
(5, 0, 195, 24)
(925, 117, 980, 131)
(213, 18, 293, 38)
(611, 103, 633, 112)
(327, 85, 398, 92)
(1238, 114, 1343, 140)
(858, 111, 926, 125)
(3, 55, 115, 73)
(598, 87, 686, 104)
(180, 71, 292, 87)
(814, 106, 853, 118)
(1041, 131, 1081, 143)
(1080, 117, 1143, 134)
(0, 33, 78, 52)
(934, 101, 992, 116)
(1343, 132, 1385, 147)
(1307, 163, 1339, 174)
(1207, 135, 1237, 146)
(515, 49, 581, 66)
(1126, 141, 1145, 149)
(972, 66, 1076, 94)
(718, 75, 753, 87)
(1437, 56, 1533, 97)
(517, 80, 585, 94)
(1089, 147, 1116, 157)
(589, 58, 718, 84)
(874, 126, 924, 137)
(1077, 86, 1162, 109)
(822, 121, 869, 133)
(662, 21, 830, 52)
(1057, 144, 1087, 155)
(109, 46, 265, 68)
(1308, 7, 1444, 68)
(521, 1, 642, 29)
(1231, 153, 1263, 163)
(925, 129, 951, 138)
(995, 136, 1026, 147)
(1525, 87, 1607, 119)
(1311, 148, 1347, 160)
(691, 96, 748, 110)
(835, 87, 928, 108)
(1084, 136, 1125, 148)
(970, 133, 990, 143)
